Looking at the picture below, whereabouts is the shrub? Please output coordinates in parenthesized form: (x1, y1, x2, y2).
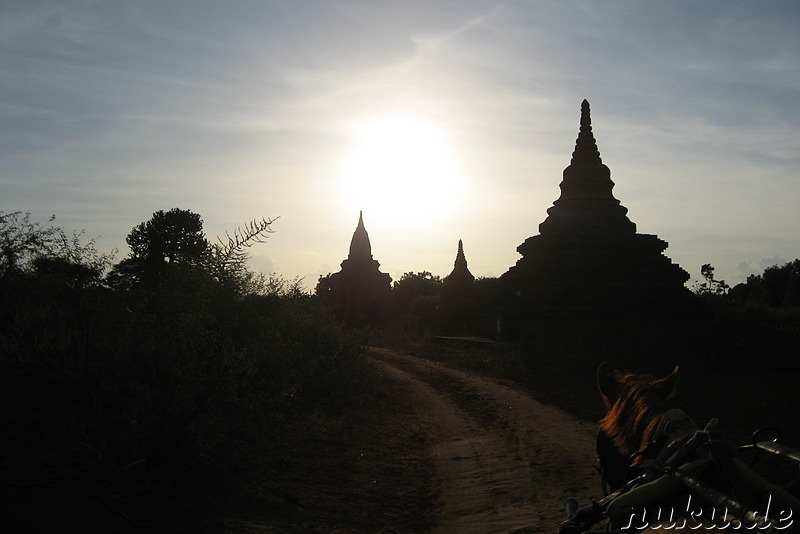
(1, 218, 368, 530)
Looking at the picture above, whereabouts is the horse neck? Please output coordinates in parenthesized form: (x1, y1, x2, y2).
(600, 384, 672, 460)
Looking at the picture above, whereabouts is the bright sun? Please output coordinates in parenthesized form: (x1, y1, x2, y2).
(339, 114, 461, 225)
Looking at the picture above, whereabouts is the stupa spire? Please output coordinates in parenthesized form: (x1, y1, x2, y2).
(537, 98, 632, 234)
(445, 239, 474, 284)
(348, 210, 373, 260)
(454, 240, 469, 271)
(571, 99, 603, 166)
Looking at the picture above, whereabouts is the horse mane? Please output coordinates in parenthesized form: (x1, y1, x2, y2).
(598, 370, 677, 461)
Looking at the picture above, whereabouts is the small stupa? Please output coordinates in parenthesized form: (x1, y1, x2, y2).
(440, 240, 478, 334)
(327, 211, 392, 323)
(443, 240, 475, 286)
(501, 100, 700, 319)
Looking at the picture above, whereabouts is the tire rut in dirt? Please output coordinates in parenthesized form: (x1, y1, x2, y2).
(368, 347, 601, 533)
(373, 348, 515, 433)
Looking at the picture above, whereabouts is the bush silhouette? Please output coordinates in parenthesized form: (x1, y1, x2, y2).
(1, 210, 368, 531)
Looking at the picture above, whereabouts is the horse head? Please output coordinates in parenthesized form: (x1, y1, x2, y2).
(596, 362, 686, 492)
(589, 364, 799, 532)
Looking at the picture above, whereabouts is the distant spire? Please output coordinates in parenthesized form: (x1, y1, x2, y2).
(445, 239, 474, 284)
(570, 99, 603, 166)
(348, 210, 373, 260)
(454, 240, 468, 269)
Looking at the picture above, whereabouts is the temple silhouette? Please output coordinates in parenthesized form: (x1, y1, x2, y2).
(327, 211, 392, 324)
(500, 100, 701, 324)
(440, 240, 478, 333)
(326, 100, 703, 334)
(443, 240, 475, 286)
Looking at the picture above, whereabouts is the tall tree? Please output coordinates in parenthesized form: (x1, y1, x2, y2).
(108, 208, 209, 285)
(692, 263, 730, 296)
(391, 271, 441, 315)
(109, 208, 276, 289)
(127, 208, 210, 266)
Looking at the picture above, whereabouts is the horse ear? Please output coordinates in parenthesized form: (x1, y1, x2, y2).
(653, 366, 680, 400)
(597, 362, 621, 406)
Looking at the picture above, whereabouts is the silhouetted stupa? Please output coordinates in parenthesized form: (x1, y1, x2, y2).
(439, 239, 479, 334)
(501, 100, 700, 319)
(443, 240, 475, 286)
(328, 211, 392, 323)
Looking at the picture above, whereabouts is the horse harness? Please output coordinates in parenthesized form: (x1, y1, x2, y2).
(640, 408, 699, 464)
(597, 410, 780, 526)
(598, 408, 699, 495)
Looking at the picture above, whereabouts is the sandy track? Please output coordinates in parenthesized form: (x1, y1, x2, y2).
(368, 347, 601, 534)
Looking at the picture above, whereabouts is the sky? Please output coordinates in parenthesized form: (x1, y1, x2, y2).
(2, 0, 799, 290)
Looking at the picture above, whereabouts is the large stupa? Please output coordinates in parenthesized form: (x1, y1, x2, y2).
(501, 100, 701, 319)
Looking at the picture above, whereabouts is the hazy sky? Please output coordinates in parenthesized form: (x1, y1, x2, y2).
(3, 1, 799, 289)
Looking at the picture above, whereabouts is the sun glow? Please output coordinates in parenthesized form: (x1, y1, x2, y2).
(339, 114, 462, 225)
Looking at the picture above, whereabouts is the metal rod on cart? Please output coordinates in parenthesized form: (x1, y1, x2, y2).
(754, 441, 800, 463)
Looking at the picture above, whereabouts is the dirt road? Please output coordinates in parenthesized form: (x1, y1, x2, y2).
(368, 347, 601, 533)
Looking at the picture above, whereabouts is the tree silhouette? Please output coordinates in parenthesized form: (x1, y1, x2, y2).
(391, 271, 441, 317)
(109, 208, 277, 289)
(0, 211, 59, 277)
(127, 208, 209, 265)
(692, 263, 730, 296)
(315, 273, 334, 298)
(730, 259, 800, 307)
(1, 211, 113, 283)
(110, 208, 209, 285)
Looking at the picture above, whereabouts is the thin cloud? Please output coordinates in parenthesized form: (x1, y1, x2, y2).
(1, 1, 799, 288)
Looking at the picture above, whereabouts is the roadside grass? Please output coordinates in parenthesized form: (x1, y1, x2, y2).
(0, 273, 410, 532)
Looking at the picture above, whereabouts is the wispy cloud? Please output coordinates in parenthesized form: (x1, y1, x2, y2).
(1, 0, 799, 286)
